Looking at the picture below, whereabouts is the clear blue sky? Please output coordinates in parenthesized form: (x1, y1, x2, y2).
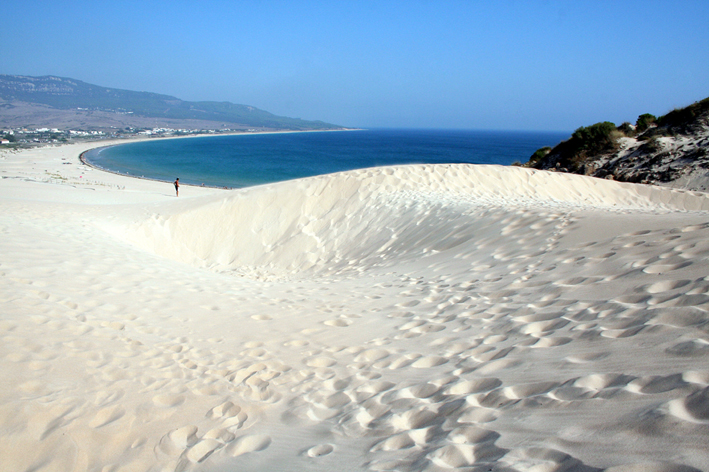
(2, 0, 708, 131)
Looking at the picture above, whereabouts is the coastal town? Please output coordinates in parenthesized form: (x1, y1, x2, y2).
(0, 125, 262, 146)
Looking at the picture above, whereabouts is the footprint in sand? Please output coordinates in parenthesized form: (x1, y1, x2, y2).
(355, 349, 391, 363)
(157, 425, 199, 456)
(370, 433, 415, 451)
(501, 381, 559, 399)
(444, 377, 502, 395)
(668, 386, 709, 424)
(681, 223, 709, 232)
(456, 407, 499, 424)
(322, 378, 351, 391)
(574, 373, 634, 391)
(152, 394, 186, 408)
(226, 434, 272, 457)
(390, 407, 441, 431)
(306, 444, 334, 457)
(313, 391, 352, 409)
(323, 319, 352, 327)
(642, 261, 693, 274)
(203, 427, 236, 443)
(186, 438, 222, 463)
(665, 340, 709, 358)
(504, 447, 589, 472)
(642, 280, 692, 294)
(356, 380, 396, 395)
(304, 356, 337, 368)
(388, 354, 421, 369)
(531, 337, 572, 348)
(447, 425, 500, 444)
(88, 405, 126, 428)
(683, 371, 709, 385)
(428, 442, 507, 468)
(397, 383, 440, 399)
(626, 374, 687, 394)
(207, 400, 241, 418)
(565, 352, 610, 363)
(411, 356, 448, 368)
(519, 319, 569, 335)
(409, 324, 446, 334)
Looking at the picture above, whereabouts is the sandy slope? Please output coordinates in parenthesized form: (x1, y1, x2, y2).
(1, 142, 709, 472)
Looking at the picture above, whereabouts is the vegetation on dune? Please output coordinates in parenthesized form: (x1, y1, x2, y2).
(528, 121, 620, 172)
(526, 146, 552, 167)
(636, 113, 657, 133)
(525, 96, 709, 173)
(654, 97, 709, 134)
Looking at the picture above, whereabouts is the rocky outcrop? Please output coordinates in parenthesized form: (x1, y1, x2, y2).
(527, 98, 709, 192)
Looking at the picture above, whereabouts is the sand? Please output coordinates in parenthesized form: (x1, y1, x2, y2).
(1, 141, 709, 472)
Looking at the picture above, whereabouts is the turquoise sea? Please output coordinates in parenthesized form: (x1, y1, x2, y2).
(84, 128, 569, 189)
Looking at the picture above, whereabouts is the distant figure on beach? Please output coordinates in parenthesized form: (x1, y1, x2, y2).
(174, 178, 180, 197)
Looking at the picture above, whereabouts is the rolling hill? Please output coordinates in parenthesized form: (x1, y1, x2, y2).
(0, 75, 342, 131)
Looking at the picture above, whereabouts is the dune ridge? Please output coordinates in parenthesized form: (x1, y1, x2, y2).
(1, 143, 709, 472)
(119, 164, 709, 279)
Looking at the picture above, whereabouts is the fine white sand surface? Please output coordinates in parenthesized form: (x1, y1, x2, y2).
(1, 141, 709, 472)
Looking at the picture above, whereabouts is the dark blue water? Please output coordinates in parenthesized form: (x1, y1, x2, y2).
(85, 129, 568, 188)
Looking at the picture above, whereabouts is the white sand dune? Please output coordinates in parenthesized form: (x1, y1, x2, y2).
(1, 142, 709, 472)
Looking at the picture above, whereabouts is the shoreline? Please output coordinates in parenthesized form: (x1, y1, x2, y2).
(76, 127, 572, 192)
(79, 147, 233, 190)
(78, 127, 363, 189)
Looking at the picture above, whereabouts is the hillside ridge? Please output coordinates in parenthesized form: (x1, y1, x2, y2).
(0, 74, 342, 131)
(524, 97, 709, 192)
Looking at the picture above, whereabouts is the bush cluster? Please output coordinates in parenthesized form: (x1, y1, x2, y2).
(636, 113, 656, 133)
(656, 97, 709, 132)
(527, 147, 552, 166)
(526, 122, 620, 171)
(570, 122, 619, 156)
(525, 96, 709, 170)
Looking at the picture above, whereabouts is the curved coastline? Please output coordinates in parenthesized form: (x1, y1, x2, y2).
(80, 145, 232, 190)
(78, 128, 569, 192)
(79, 128, 362, 190)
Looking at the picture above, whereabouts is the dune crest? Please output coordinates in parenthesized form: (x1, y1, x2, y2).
(120, 164, 709, 279)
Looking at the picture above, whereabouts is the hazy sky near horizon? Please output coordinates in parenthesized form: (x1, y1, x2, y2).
(2, 1, 708, 131)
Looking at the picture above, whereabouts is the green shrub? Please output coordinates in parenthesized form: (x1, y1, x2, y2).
(528, 146, 552, 166)
(636, 113, 656, 133)
(617, 122, 635, 136)
(531, 122, 620, 172)
(656, 97, 709, 132)
(570, 121, 618, 157)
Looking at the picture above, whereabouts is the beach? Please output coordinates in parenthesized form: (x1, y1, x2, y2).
(1, 141, 709, 472)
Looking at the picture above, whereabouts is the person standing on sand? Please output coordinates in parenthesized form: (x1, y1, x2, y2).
(174, 178, 180, 197)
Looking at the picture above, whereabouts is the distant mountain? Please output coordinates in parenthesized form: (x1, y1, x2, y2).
(0, 74, 342, 130)
(523, 97, 709, 192)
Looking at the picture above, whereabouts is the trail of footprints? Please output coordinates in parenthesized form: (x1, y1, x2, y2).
(3, 195, 709, 471)
(266, 217, 709, 471)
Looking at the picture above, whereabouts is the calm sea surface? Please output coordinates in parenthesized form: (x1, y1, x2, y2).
(85, 128, 569, 189)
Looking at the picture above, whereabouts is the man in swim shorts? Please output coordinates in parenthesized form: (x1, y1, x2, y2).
(174, 178, 179, 196)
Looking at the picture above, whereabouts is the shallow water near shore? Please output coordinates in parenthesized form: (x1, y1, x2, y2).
(84, 128, 569, 188)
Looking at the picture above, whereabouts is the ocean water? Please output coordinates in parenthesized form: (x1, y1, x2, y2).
(85, 128, 569, 189)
